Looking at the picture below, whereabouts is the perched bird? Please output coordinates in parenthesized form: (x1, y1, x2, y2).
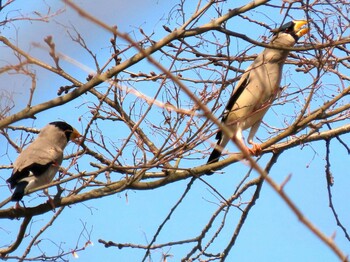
(207, 20, 309, 164)
(7, 121, 81, 202)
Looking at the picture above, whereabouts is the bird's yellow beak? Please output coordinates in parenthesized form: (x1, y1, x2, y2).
(294, 20, 309, 38)
(70, 128, 82, 142)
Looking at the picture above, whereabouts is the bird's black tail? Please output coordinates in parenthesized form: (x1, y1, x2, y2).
(206, 147, 222, 175)
(206, 138, 224, 175)
(207, 147, 222, 164)
(207, 130, 224, 165)
(11, 181, 28, 202)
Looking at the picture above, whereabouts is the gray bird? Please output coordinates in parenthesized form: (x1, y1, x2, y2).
(7, 121, 81, 202)
(207, 20, 309, 164)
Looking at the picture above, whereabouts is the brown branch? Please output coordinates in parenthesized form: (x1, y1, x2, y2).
(0, 216, 32, 257)
(20, 207, 65, 260)
(325, 139, 350, 242)
(263, 172, 348, 261)
(142, 177, 196, 261)
(0, 121, 348, 220)
(259, 85, 350, 151)
(221, 153, 280, 259)
(219, 27, 350, 51)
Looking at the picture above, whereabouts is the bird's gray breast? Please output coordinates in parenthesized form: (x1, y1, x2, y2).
(250, 55, 284, 105)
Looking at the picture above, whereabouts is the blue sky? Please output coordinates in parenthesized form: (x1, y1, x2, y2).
(0, 0, 349, 261)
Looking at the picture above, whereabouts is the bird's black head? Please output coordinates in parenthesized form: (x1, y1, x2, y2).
(49, 121, 74, 142)
(279, 21, 295, 34)
(272, 20, 309, 42)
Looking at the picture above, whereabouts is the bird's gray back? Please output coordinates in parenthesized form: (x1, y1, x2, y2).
(13, 138, 64, 173)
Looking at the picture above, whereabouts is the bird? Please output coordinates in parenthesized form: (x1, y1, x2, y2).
(207, 20, 309, 165)
(6, 121, 81, 203)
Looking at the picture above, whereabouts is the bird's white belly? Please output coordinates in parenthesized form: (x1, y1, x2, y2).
(22, 165, 59, 193)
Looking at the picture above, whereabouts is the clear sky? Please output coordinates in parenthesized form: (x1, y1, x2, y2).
(0, 1, 349, 261)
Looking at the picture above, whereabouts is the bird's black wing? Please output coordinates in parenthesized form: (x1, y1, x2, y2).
(216, 72, 250, 141)
(207, 73, 251, 166)
(7, 162, 53, 189)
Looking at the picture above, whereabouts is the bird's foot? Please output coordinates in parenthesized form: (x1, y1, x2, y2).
(249, 143, 262, 156)
(13, 200, 27, 210)
(14, 202, 23, 210)
(43, 189, 55, 211)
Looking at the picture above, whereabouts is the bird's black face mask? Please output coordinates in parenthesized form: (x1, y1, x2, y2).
(274, 21, 299, 42)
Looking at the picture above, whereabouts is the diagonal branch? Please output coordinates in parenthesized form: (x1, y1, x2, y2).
(0, 216, 32, 257)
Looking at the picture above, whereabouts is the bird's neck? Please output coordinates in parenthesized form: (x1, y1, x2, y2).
(260, 48, 290, 65)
